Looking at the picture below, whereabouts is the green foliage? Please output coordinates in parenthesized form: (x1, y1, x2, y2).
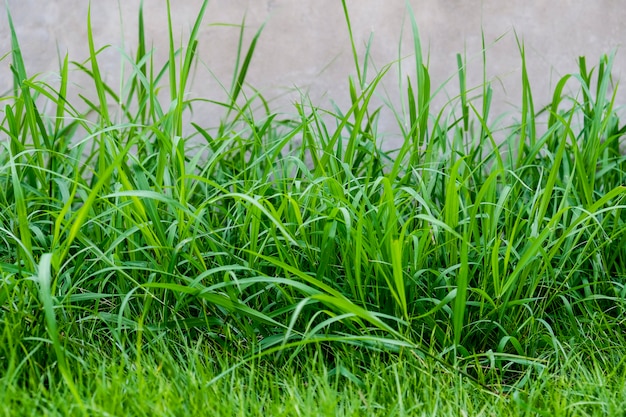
(1, 0, 626, 414)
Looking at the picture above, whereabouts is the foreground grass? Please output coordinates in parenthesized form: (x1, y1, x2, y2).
(2, 339, 625, 416)
(2, 1, 626, 415)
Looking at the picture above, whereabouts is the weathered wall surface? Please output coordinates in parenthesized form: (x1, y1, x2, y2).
(2, 1, 625, 147)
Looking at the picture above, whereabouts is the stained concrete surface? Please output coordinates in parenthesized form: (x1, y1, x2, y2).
(1, 1, 625, 148)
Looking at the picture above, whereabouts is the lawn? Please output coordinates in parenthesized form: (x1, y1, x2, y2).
(1, 1, 626, 416)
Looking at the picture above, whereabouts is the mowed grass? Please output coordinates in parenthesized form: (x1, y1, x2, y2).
(1, 1, 626, 415)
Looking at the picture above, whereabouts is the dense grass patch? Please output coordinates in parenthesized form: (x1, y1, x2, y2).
(2, 1, 626, 415)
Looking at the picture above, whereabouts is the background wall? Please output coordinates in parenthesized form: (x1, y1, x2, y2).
(2, 1, 625, 148)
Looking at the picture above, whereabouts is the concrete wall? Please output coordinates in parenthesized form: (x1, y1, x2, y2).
(2, 1, 626, 147)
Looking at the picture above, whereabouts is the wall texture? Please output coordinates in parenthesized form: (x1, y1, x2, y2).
(2, 1, 625, 147)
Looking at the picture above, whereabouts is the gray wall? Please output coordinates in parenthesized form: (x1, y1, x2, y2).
(2, 1, 626, 147)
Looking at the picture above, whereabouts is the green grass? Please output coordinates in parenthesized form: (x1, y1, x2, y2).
(2, 1, 626, 415)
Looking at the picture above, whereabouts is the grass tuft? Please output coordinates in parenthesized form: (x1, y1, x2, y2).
(1, 1, 626, 414)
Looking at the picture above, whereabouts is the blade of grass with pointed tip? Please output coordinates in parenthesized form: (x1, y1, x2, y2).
(37, 253, 83, 411)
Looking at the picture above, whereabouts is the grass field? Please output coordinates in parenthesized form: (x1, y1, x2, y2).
(1, 1, 626, 415)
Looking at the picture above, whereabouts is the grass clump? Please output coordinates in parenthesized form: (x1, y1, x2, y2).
(1, 0, 626, 415)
